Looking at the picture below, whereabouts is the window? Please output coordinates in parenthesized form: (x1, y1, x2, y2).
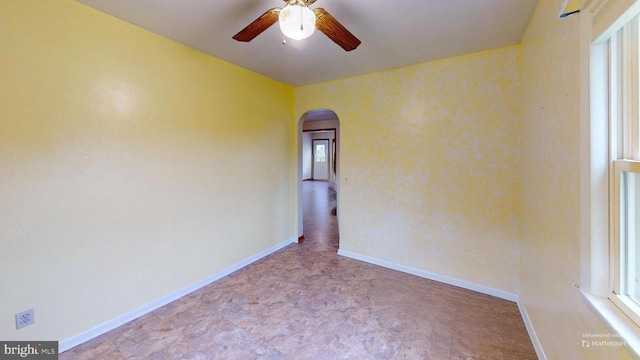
(598, 6, 640, 326)
(614, 164, 640, 311)
(315, 143, 327, 163)
(583, 0, 640, 353)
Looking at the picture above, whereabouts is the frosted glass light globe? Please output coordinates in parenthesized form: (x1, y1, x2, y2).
(279, 2, 316, 40)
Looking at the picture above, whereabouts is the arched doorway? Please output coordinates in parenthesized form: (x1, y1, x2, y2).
(297, 109, 340, 249)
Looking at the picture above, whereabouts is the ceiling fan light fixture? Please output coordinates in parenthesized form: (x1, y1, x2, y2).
(279, 1, 316, 40)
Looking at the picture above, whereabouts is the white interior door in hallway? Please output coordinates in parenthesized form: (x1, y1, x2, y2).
(312, 139, 329, 180)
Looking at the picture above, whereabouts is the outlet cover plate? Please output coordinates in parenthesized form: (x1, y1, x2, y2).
(15, 309, 34, 329)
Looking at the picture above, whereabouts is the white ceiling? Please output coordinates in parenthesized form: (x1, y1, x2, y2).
(75, 0, 539, 87)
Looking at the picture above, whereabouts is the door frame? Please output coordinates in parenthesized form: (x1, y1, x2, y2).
(297, 111, 340, 242)
(302, 128, 337, 182)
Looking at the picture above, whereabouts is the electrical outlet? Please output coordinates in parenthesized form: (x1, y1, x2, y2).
(15, 309, 34, 329)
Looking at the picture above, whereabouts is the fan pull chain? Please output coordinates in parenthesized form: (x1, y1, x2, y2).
(300, 2, 304, 32)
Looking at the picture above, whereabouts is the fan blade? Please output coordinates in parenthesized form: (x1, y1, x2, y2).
(313, 8, 361, 51)
(233, 8, 281, 42)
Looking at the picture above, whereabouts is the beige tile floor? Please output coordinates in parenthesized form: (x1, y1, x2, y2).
(60, 181, 537, 359)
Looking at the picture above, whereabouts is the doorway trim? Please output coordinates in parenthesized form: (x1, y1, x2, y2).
(297, 109, 340, 242)
(302, 128, 336, 181)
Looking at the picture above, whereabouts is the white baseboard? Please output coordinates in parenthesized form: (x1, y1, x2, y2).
(337, 249, 518, 301)
(337, 249, 548, 358)
(59, 237, 296, 353)
(517, 300, 547, 360)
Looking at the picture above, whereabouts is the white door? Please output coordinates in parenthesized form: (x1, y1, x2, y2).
(312, 139, 329, 180)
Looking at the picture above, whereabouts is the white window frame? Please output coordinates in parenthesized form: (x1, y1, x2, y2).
(581, 0, 640, 356)
(608, 11, 640, 324)
(611, 161, 640, 326)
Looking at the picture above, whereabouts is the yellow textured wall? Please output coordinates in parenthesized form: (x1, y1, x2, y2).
(0, 0, 293, 342)
(520, 0, 634, 358)
(296, 46, 522, 294)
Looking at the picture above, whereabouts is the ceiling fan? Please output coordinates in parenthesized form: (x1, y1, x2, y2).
(232, 0, 361, 51)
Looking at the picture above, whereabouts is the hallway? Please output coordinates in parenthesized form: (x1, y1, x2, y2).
(300, 180, 339, 252)
(60, 181, 536, 359)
